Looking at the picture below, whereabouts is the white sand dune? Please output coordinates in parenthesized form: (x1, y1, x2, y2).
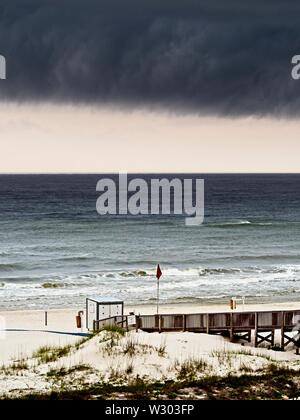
(0, 302, 299, 397)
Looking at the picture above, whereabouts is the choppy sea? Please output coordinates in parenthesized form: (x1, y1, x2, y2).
(0, 174, 299, 310)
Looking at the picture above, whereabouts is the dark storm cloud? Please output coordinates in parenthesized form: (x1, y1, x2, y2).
(1, 0, 300, 115)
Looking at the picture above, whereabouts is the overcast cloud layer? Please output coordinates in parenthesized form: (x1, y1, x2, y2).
(1, 0, 300, 116)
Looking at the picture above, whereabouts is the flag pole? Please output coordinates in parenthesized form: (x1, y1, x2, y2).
(157, 277, 160, 314)
(156, 264, 162, 315)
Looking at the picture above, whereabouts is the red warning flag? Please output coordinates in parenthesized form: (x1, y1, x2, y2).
(156, 264, 162, 280)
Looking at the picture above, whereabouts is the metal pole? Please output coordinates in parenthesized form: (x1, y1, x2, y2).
(157, 279, 159, 314)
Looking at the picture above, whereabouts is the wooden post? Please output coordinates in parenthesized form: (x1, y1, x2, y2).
(183, 314, 186, 332)
(126, 316, 129, 332)
(271, 330, 275, 347)
(254, 312, 258, 347)
(206, 314, 210, 334)
(281, 311, 285, 350)
(45, 311, 48, 327)
(135, 315, 139, 332)
(230, 312, 234, 342)
(159, 315, 162, 333)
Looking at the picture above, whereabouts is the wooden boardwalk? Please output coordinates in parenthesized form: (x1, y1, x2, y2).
(93, 309, 300, 350)
(135, 309, 300, 350)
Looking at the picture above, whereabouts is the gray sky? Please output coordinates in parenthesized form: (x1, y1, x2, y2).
(1, 0, 300, 116)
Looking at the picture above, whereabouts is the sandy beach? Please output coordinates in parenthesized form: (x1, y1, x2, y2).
(0, 301, 299, 399)
(1, 301, 300, 364)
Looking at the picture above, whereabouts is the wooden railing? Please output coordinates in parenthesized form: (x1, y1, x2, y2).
(136, 310, 300, 331)
(90, 310, 300, 350)
(93, 315, 129, 331)
(135, 309, 300, 349)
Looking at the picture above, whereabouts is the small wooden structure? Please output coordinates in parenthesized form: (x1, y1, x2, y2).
(86, 296, 124, 331)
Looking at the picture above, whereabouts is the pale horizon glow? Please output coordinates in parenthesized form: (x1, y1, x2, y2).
(0, 103, 299, 173)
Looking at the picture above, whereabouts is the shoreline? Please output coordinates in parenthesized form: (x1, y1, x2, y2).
(1, 300, 300, 316)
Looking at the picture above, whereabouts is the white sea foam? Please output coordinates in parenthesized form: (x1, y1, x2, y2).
(1, 265, 300, 309)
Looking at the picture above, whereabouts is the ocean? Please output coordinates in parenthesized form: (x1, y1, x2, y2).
(0, 174, 299, 310)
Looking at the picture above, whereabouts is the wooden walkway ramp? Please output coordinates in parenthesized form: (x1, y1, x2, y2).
(135, 310, 300, 350)
(93, 309, 300, 351)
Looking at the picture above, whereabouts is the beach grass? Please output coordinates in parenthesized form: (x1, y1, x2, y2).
(8, 366, 300, 400)
(101, 325, 126, 336)
(156, 339, 167, 357)
(175, 358, 209, 381)
(122, 337, 138, 357)
(33, 344, 72, 364)
(0, 360, 29, 375)
(74, 334, 94, 350)
(47, 364, 92, 379)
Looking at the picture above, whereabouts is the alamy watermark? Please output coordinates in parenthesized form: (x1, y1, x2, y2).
(96, 174, 204, 226)
(291, 55, 300, 80)
(0, 55, 6, 80)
